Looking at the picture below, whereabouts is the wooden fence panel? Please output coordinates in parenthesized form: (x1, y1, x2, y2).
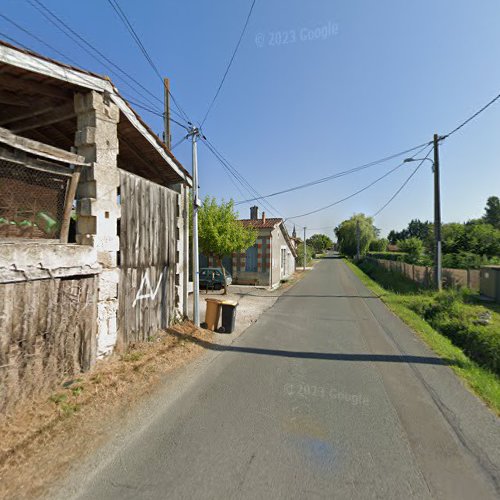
(0, 275, 97, 412)
(118, 170, 178, 345)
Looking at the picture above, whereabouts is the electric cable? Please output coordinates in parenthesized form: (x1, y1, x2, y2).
(200, 0, 256, 127)
(284, 144, 430, 221)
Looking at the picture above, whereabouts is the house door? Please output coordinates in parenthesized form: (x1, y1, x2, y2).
(281, 248, 286, 277)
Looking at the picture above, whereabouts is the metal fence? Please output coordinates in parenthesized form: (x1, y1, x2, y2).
(0, 159, 69, 239)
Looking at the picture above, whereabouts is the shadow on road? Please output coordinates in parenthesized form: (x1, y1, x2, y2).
(169, 329, 451, 366)
(232, 293, 382, 299)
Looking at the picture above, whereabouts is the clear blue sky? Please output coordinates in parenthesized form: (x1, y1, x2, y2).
(3, 0, 500, 239)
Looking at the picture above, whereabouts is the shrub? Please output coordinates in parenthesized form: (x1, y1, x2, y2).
(409, 290, 500, 375)
(397, 237, 424, 264)
(369, 238, 389, 252)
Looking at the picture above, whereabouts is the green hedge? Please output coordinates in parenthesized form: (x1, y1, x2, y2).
(367, 251, 407, 261)
(407, 290, 500, 376)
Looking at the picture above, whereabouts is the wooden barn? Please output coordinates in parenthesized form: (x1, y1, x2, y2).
(0, 41, 192, 411)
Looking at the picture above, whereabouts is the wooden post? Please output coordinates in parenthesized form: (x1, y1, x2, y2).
(59, 166, 81, 243)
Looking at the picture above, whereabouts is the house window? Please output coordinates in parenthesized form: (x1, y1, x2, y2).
(245, 244, 258, 272)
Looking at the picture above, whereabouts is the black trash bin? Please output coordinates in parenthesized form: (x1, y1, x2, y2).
(218, 300, 238, 333)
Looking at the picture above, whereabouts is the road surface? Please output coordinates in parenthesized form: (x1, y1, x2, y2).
(55, 257, 500, 499)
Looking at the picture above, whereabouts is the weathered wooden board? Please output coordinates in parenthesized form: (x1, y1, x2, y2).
(0, 275, 97, 412)
(118, 170, 178, 345)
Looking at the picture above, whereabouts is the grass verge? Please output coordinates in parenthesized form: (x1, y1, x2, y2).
(0, 323, 212, 499)
(345, 259, 500, 414)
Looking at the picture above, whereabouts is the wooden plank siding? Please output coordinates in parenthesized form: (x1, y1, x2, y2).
(118, 170, 178, 346)
(0, 275, 97, 412)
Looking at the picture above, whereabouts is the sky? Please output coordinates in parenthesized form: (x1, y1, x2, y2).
(2, 0, 500, 240)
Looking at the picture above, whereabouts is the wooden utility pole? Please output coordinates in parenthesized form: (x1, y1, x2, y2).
(163, 77, 171, 149)
(433, 133, 442, 291)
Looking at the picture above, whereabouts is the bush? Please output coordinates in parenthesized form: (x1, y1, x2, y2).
(397, 237, 424, 264)
(368, 251, 406, 261)
(296, 244, 313, 267)
(408, 290, 500, 375)
(369, 238, 389, 252)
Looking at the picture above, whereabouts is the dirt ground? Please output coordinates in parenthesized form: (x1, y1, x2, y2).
(0, 270, 308, 499)
(0, 324, 212, 500)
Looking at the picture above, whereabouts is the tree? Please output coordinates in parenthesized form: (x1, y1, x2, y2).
(306, 233, 333, 255)
(369, 238, 389, 252)
(296, 242, 314, 267)
(198, 197, 257, 294)
(397, 237, 424, 264)
(334, 214, 377, 258)
(484, 196, 500, 229)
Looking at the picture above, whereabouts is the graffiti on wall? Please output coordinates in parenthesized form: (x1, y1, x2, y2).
(132, 268, 165, 308)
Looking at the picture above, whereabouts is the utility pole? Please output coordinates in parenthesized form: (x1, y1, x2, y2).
(433, 133, 442, 291)
(163, 77, 171, 149)
(303, 227, 306, 271)
(356, 219, 361, 260)
(189, 126, 200, 326)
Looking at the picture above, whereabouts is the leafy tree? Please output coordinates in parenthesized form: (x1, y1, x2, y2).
(388, 219, 431, 244)
(369, 238, 389, 252)
(306, 233, 333, 255)
(296, 243, 314, 267)
(198, 197, 257, 294)
(397, 237, 424, 264)
(466, 223, 500, 257)
(334, 214, 377, 258)
(407, 219, 432, 240)
(441, 223, 466, 254)
(484, 196, 500, 229)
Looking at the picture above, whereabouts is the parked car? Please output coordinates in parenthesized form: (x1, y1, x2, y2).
(199, 267, 232, 290)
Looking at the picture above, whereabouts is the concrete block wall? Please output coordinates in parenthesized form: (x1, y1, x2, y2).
(74, 90, 120, 357)
(171, 183, 190, 319)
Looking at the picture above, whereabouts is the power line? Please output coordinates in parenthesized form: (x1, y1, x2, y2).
(0, 12, 82, 66)
(285, 143, 430, 221)
(106, 0, 191, 125)
(202, 138, 276, 214)
(372, 147, 433, 217)
(200, 0, 256, 127)
(26, 0, 174, 114)
(201, 139, 252, 201)
(204, 138, 284, 218)
(201, 138, 283, 218)
(235, 141, 432, 205)
(442, 91, 500, 140)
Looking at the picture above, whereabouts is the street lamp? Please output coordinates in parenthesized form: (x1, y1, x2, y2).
(403, 135, 442, 291)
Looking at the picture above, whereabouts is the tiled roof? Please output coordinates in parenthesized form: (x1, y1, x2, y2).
(239, 218, 282, 229)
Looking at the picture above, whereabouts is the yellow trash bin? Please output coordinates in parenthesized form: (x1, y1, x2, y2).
(204, 298, 222, 331)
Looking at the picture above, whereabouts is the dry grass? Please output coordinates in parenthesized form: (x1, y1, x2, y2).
(0, 322, 212, 500)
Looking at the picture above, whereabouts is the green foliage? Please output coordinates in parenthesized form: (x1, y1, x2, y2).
(306, 233, 333, 254)
(442, 252, 500, 269)
(358, 260, 500, 376)
(335, 213, 376, 258)
(484, 196, 500, 229)
(198, 197, 257, 259)
(397, 237, 424, 264)
(369, 238, 389, 252)
(296, 243, 314, 267)
(368, 251, 406, 261)
(347, 260, 500, 412)
(388, 219, 432, 243)
(411, 290, 500, 375)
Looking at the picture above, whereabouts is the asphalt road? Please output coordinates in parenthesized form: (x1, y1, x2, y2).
(56, 258, 500, 499)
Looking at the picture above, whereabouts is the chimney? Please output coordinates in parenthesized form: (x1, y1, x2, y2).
(262, 212, 266, 224)
(250, 206, 258, 220)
